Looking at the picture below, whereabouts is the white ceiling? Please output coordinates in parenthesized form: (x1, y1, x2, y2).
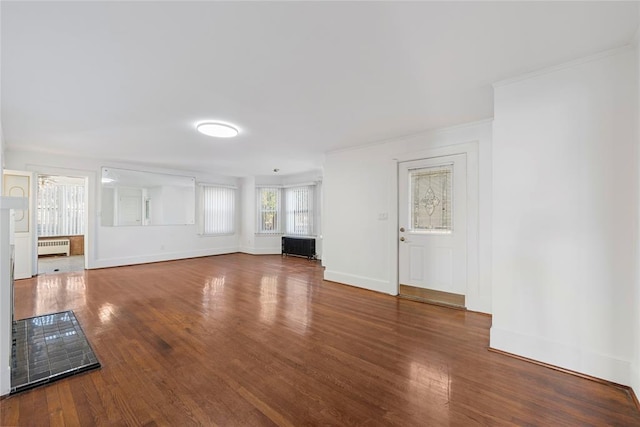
(2, 1, 638, 177)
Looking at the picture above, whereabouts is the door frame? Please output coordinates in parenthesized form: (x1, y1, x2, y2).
(26, 165, 95, 275)
(389, 141, 480, 310)
(398, 153, 467, 296)
(2, 170, 33, 279)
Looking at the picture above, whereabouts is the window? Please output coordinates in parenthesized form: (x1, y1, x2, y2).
(256, 185, 316, 236)
(37, 175, 85, 237)
(200, 185, 236, 235)
(285, 186, 314, 236)
(257, 187, 281, 233)
(410, 164, 452, 233)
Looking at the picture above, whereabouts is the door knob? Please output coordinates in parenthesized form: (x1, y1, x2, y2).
(400, 227, 405, 232)
(400, 237, 405, 242)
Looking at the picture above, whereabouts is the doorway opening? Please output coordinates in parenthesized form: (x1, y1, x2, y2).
(397, 154, 467, 308)
(36, 174, 87, 275)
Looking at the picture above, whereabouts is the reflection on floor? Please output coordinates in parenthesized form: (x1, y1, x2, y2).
(11, 311, 100, 394)
(38, 255, 84, 275)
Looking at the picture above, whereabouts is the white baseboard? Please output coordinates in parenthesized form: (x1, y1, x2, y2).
(90, 247, 240, 269)
(490, 326, 632, 386)
(239, 246, 322, 259)
(631, 362, 640, 402)
(465, 294, 492, 315)
(324, 270, 395, 295)
(0, 364, 10, 396)
(239, 246, 281, 255)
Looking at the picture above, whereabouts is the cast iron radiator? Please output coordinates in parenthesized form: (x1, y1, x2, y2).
(281, 236, 316, 260)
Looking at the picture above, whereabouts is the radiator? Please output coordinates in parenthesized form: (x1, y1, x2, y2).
(282, 236, 316, 260)
(38, 239, 70, 256)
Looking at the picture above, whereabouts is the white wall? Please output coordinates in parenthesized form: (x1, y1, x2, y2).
(633, 31, 640, 398)
(159, 185, 193, 225)
(147, 186, 163, 225)
(0, 0, 3, 190)
(323, 120, 493, 313)
(6, 150, 240, 270)
(102, 187, 115, 226)
(491, 47, 638, 386)
(0, 123, 4, 189)
(239, 176, 258, 253)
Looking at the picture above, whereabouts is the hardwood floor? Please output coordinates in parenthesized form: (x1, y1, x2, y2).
(2, 253, 639, 426)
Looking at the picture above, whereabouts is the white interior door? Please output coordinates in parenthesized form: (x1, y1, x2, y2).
(398, 154, 467, 295)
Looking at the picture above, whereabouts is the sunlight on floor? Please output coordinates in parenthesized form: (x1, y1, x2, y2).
(38, 255, 84, 275)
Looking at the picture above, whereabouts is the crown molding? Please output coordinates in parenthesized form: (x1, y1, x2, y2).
(493, 45, 634, 89)
(326, 118, 493, 156)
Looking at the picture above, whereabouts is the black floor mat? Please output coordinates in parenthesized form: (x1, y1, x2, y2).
(11, 310, 101, 394)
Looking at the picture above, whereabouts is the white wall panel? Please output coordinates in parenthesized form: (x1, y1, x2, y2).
(491, 47, 638, 386)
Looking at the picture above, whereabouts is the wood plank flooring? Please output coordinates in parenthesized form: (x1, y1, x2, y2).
(2, 253, 639, 426)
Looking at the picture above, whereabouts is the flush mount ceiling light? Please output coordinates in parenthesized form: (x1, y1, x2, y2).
(196, 121, 239, 138)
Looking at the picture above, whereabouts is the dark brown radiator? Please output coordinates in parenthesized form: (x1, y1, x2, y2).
(281, 236, 316, 260)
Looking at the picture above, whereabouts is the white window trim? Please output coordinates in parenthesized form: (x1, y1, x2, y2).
(255, 183, 319, 237)
(256, 186, 282, 235)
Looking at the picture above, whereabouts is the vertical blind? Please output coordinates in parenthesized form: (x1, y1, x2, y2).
(257, 187, 281, 233)
(37, 177, 85, 237)
(201, 185, 236, 235)
(285, 185, 314, 236)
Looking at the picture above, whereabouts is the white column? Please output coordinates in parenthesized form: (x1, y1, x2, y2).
(0, 196, 28, 396)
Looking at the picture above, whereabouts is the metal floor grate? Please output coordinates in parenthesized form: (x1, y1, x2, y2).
(11, 310, 100, 394)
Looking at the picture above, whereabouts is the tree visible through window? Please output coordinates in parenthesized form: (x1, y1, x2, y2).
(257, 187, 281, 233)
(257, 185, 315, 236)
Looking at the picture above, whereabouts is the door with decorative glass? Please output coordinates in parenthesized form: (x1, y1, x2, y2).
(398, 154, 467, 303)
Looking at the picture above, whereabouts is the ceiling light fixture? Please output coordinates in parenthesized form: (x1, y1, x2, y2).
(196, 121, 239, 138)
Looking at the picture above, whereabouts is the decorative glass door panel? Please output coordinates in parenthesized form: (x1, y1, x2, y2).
(410, 164, 452, 233)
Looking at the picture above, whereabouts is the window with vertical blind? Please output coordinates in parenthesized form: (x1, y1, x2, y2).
(256, 185, 315, 236)
(37, 175, 85, 237)
(257, 187, 281, 233)
(285, 185, 314, 236)
(200, 185, 236, 235)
